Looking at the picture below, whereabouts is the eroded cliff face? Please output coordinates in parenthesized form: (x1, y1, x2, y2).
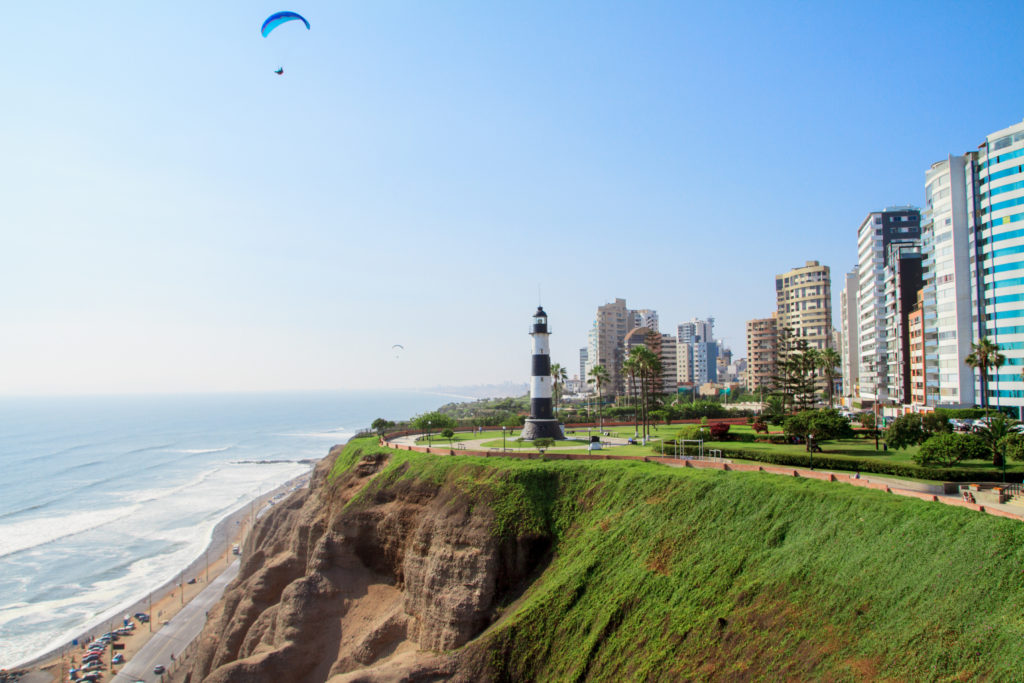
(182, 445, 548, 683)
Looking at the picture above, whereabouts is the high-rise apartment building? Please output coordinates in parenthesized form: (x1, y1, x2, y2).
(745, 315, 777, 391)
(856, 209, 921, 405)
(659, 334, 678, 393)
(882, 243, 923, 405)
(909, 289, 926, 406)
(634, 309, 659, 333)
(775, 261, 833, 352)
(676, 342, 694, 386)
(976, 119, 1024, 415)
(586, 298, 651, 396)
(921, 155, 978, 407)
(578, 348, 588, 385)
(677, 318, 717, 385)
(839, 268, 859, 400)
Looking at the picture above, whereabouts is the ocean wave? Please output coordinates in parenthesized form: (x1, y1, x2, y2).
(274, 429, 353, 439)
(173, 446, 232, 455)
(0, 505, 140, 559)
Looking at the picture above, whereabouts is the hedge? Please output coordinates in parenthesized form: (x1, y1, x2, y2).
(654, 444, 1021, 483)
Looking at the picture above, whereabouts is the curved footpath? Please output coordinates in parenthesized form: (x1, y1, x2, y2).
(385, 432, 1024, 523)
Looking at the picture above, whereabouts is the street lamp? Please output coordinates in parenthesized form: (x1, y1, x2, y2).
(427, 421, 432, 448)
(502, 426, 506, 452)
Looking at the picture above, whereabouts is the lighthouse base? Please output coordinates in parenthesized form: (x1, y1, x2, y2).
(521, 418, 564, 441)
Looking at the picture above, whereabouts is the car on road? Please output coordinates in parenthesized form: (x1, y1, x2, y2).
(153, 664, 166, 674)
(112, 653, 125, 664)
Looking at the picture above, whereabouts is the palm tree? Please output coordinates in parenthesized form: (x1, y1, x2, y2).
(622, 354, 640, 437)
(634, 346, 661, 442)
(817, 348, 841, 408)
(587, 365, 610, 432)
(965, 337, 1005, 410)
(550, 363, 568, 419)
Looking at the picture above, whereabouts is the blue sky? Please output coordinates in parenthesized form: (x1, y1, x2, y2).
(3, 1, 1023, 394)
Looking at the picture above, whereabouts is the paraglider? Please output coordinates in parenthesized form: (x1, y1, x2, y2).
(260, 11, 310, 37)
(261, 11, 310, 75)
(392, 344, 405, 359)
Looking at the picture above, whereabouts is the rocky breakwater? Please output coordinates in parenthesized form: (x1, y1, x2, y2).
(179, 442, 550, 682)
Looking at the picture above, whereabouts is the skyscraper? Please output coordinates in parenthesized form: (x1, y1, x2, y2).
(921, 155, 978, 407)
(856, 210, 921, 405)
(976, 119, 1024, 415)
(839, 268, 859, 401)
(678, 318, 717, 386)
(745, 315, 778, 392)
(775, 261, 833, 353)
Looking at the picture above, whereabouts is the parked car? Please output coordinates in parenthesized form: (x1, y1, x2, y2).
(112, 653, 125, 664)
(153, 664, 166, 674)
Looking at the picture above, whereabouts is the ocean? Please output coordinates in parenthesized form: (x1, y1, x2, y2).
(0, 390, 450, 669)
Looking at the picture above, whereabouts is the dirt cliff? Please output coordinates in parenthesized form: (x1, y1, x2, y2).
(179, 443, 549, 683)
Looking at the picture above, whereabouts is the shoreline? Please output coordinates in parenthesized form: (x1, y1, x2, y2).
(10, 468, 313, 677)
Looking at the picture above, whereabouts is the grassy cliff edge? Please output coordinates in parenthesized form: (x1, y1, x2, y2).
(331, 438, 1024, 681)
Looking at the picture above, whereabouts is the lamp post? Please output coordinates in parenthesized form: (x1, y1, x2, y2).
(427, 421, 432, 448)
(502, 426, 506, 452)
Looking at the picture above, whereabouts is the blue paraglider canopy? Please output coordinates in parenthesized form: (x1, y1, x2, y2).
(261, 11, 310, 37)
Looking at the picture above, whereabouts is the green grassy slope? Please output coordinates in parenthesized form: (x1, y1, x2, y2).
(333, 439, 1024, 681)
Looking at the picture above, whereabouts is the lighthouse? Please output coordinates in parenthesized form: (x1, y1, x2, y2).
(520, 306, 565, 441)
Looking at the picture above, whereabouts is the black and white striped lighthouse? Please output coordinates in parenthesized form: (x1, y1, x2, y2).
(520, 306, 565, 441)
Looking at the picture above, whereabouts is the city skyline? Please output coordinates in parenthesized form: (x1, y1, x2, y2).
(3, 2, 1024, 395)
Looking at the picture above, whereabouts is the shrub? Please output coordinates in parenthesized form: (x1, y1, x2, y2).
(752, 422, 769, 434)
(1001, 433, 1024, 463)
(715, 447, 1019, 482)
(859, 413, 876, 429)
(914, 433, 987, 467)
(677, 425, 707, 442)
(885, 414, 925, 450)
(709, 423, 731, 440)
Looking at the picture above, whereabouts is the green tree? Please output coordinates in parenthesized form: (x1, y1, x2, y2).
(921, 412, 951, 436)
(783, 409, 854, 452)
(915, 433, 987, 467)
(965, 337, 1005, 410)
(441, 428, 455, 448)
(532, 437, 555, 453)
(859, 413, 876, 429)
(1000, 433, 1024, 462)
(412, 411, 457, 434)
(587, 364, 610, 432)
(371, 418, 395, 437)
(975, 414, 1017, 467)
(763, 395, 787, 425)
(550, 363, 568, 419)
(622, 354, 640, 437)
(817, 348, 841, 408)
(884, 413, 925, 450)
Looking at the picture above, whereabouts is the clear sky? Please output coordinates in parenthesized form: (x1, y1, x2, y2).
(3, 1, 1024, 395)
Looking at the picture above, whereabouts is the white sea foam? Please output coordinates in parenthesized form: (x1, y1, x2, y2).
(0, 505, 140, 558)
(173, 446, 232, 455)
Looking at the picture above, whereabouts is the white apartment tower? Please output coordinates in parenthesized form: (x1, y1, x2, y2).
(922, 155, 978, 407)
(839, 268, 859, 400)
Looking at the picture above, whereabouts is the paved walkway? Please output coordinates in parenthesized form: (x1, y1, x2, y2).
(388, 431, 639, 453)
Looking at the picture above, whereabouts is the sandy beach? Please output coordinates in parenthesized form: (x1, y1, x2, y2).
(8, 471, 311, 683)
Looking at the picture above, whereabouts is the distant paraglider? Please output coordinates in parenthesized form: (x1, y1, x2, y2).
(392, 344, 405, 359)
(261, 11, 310, 75)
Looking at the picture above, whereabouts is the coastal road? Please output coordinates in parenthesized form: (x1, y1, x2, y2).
(111, 559, 240, 683)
